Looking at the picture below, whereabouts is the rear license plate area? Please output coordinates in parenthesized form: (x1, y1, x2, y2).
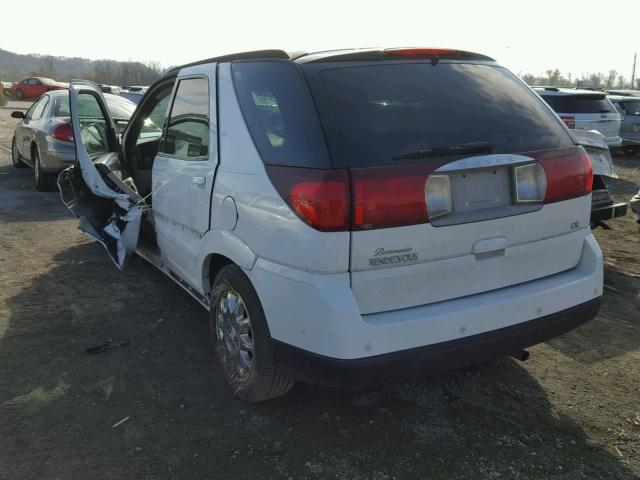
(430, 165, 542, 227)
(449, 166, 511, 213)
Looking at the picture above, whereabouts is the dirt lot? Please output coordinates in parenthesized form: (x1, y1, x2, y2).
(0, 100, 639, 480)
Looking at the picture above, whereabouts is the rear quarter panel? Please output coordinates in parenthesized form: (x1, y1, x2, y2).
(206, 63, 350, 277)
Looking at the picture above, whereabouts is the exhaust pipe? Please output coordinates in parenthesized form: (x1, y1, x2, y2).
(509, 349, 530, 362)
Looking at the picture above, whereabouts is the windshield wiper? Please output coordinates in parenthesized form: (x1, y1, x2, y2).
(393, 142, 494, 161)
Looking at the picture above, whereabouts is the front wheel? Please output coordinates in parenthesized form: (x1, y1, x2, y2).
(210, 264, 294, 402)
(11, 137, 27, 168)
(15, 89, 24, 100)
(33, 147, 56, 192)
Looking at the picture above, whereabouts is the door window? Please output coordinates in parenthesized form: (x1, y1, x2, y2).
(77, 92, 111, 159)
(137, 93, 172, 145)
(162, 78, 209, 160)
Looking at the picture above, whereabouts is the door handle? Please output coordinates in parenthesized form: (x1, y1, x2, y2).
(192, 176, 206, 187)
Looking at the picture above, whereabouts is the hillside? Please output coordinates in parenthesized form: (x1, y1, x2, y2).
(0, 47, 163, 86)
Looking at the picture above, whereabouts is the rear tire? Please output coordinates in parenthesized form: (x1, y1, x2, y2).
(15, 89, 24, 100)
(209, 264, 294, 402)
(11, 136, 27, 168)
(33, 147, 56, 192)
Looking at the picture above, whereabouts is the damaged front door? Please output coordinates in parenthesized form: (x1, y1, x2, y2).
(58, 81, 142, 270)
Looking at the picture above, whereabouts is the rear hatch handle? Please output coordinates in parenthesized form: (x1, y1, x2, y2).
(472, 236, 507, 256)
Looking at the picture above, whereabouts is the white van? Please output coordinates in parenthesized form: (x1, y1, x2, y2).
(59, 48, 603, 401)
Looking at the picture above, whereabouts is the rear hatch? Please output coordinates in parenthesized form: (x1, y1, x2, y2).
(303, 59, 592, 314)
(541, 93, 621, 139)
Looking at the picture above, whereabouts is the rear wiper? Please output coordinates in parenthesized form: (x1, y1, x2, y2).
(598, 109, 611, 113)
(393, 142, 494, 161)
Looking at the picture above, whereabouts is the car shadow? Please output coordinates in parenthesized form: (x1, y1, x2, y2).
(0, 161, 70, 223)
(547, 264, 640, 364)
(1, 242, 638, 479)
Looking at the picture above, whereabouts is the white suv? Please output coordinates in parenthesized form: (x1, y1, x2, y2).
(60, 48, 603, 402)
(534, 87, 622, 147)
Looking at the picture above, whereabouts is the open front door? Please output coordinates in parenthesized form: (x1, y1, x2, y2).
(58, 81, 143, 270)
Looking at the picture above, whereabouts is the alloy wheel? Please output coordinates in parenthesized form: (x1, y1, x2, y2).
(216, 289, 254, 378)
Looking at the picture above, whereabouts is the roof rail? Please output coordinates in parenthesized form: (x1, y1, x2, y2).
(170, 49, 290, 73)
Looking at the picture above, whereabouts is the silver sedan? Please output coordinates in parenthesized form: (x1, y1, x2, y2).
(11, 90, 136, 191)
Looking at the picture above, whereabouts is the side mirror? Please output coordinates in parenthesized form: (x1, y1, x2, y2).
(188, 143, 207, 157)
(11, 111, 25, 119)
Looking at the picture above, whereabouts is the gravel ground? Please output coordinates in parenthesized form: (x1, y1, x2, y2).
(0, 101, 639, 479)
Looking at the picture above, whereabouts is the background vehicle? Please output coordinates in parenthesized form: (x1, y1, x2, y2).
(60, 48, 603, 402)
(10, 77, 67, 99)
(608, 95, 640, 154)
(536, 87, 627, 226)
(0, 85, 5, 107)
(11, 90, 135, 191)
(534, 87, 622, 147)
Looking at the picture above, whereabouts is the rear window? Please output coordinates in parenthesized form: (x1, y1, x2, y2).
(232, 61, 331, 168)
(314, 62, 573, 168)
(540, 94, 614, 114)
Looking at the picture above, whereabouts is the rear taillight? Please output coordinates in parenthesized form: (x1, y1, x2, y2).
(535, 146, 592, 203)
(265, 165, 349, 231)
(267, 146, 592, 232)
(350, 164, 442, 230)
(560, 115, 575, 129)
(51, 122, 74, 142)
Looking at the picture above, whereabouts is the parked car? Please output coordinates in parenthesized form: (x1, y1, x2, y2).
(534, 87, 622, 147)
(570, 130, 628, 226)
(11, 90, 136, 191)
(121, 85, 148, 93)
(0, 85, 6, 107)
(10, 77, 67, 99)
(60, 48, 603, 402)
(535, 87, 627, 226)
(608, 95, 640, 154)
(99, 84, 121, 95)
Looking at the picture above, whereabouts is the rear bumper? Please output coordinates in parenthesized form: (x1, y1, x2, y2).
(274, 297, 601, 388)
(41, 142, 75, 172)
(591, 202, 628, 222)
(249, 234, 603, 362)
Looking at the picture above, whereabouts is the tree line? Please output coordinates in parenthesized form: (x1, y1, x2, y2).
(0, 48, 163, 86)
(520, 68, 639, 89)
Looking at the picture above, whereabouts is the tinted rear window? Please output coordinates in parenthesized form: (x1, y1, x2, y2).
(232, 61, 331, 168)
(540, 94, 614, 114)
(314, 63, 573, 168)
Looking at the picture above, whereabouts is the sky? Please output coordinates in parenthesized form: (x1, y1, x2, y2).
(1, 0, 639, 80)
